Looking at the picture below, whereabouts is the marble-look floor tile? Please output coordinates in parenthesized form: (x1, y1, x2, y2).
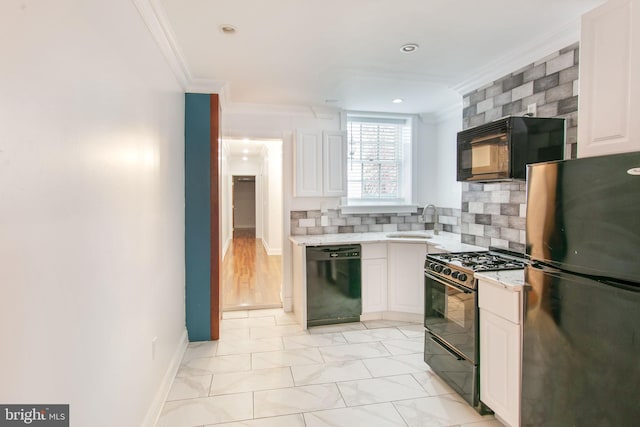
(182, 341, 219, 362)
(397, 324, 426, 338)
(207, 414, 306, 427)
(461, 420, 505, 427)
(222, 316, 277, 330)
(210, 367, 294, 395)
(274, 312, 299, 326)
(166, 375, 212, 401)
(337, 374, 428, 406)
(291, 360, 371, 386)
(223, 310, 250, 319)
(363, 319, 419, 329)
(393, 394, 494, 427)
(215, 337, 283, 356)
(219, 327, 251, 341)
(249, 308, 286, 318)
(411, 371, 457, 396)
(252, 347, 324, 369)
(363, 353, 429, 377)
(381, 336, 425, 355)
(254, 383, 345, 418)
(250, 325, 306, 339)
(282, 333, 347, 350)
(319, 341, 390, 362)
(158, 392, 253, 427)
(342, 327, 406, 343)
(307, 322, 366, 334)
(177, 354, 251, 377)
(304, 402, 407, 427)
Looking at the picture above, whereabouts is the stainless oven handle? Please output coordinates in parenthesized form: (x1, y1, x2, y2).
(425, 271, 473, 294)
(429, 334, 464, 361)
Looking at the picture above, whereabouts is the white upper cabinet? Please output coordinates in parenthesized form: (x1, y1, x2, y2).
(294, 129, 347, 197)
(578, 0, 640, 157)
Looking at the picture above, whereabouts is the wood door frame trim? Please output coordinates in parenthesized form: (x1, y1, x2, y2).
(210, 94, 221, 340)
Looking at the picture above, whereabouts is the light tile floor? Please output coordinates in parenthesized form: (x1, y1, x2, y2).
(157, 308, 504, 427)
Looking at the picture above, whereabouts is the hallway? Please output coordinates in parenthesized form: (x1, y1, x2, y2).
(222, 229, 282, 311)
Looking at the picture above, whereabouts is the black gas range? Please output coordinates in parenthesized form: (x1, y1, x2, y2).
(423, 247, 526, 413)
(425, 247, 527, 290)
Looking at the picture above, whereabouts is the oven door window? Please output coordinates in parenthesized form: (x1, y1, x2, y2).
(424, 273, 476, 363)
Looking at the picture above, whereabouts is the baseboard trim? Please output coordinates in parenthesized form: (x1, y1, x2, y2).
(142, 328, 188, 427)
(261, 238, 282, 256)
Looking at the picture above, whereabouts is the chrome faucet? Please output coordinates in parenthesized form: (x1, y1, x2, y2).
(422, 204, 439, 235)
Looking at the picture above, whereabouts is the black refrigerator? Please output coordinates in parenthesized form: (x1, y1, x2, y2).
(523, 151, 640, 427)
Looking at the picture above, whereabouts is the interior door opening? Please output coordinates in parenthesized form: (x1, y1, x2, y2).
(221, 139, 284, 312)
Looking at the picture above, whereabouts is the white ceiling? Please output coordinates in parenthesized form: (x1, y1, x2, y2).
(157, 0, 604, 115)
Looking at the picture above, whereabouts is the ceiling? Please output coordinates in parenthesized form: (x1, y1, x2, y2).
(157, 0, 603, 115)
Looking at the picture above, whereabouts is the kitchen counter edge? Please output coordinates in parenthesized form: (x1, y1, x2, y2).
(475, 269, 525, 291)
(289, 231, 486, 253)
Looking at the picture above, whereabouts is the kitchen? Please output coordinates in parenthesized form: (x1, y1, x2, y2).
(2, 1, 640, 427)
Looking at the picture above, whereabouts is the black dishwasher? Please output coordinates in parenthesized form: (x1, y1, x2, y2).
(306, 245, 361, 327)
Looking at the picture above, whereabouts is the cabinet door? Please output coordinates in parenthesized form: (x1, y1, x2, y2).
(387, 243, 427, 314)
(480, 309, 520, 427)
(362, 258, 387, 313)
(294, 130, 323, 196)
(323, 131, 347, 196)
(578, 0, 640, 157)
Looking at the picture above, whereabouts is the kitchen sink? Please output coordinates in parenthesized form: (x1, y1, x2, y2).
(386, 231, 432, 239)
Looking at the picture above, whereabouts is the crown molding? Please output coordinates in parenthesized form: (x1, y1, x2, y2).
(452, 19, 581, 96)
(131, 0, 193, 89)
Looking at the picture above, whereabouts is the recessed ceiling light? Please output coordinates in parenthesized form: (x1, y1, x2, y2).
(242, 149, 249, 154)
(242, 138, 250, 143)
(392, 98, 404, 104)
(400, 43, 419, 53)
(242, 156, 248, 161)
(220, 25, 237, 35)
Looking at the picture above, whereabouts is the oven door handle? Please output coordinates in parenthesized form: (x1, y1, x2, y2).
(429, 334, 465, 361)
(425, 271, 473, 294)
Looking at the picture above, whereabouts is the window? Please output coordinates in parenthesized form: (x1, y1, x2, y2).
(346, 113, 413, 205)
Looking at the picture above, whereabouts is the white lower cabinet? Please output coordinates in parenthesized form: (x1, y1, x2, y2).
(361, 243, 388, 313)
(387, 243, 427, 315)
(478, 280, 522, 427)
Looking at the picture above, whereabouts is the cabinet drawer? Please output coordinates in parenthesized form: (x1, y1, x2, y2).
(478, 280, 521, 324)
(361, 243, 387, 259)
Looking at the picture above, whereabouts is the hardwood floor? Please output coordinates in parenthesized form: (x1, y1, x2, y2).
(222, 228, 282, 311)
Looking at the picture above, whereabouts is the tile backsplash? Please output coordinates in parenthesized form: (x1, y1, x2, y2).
(290, 208, 462, 236)
(461, 42, 580, 251)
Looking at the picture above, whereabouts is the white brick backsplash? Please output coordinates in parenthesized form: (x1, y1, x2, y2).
(469, 223, 485, 237)
(483, 183, 502, 192)
(484, 203, 501, 215)
(346, 217, 362, 225)
(490, 191, 510, 203)
(500, 227, 520, 242)
(491, 238, 510, 248)
(382, 224, 398, 232)
(534, 51, 559, 66)
(520, 204, 527, 217)
(477, 98, 494, 113)
(520, 230, 526, 244)
(468, 202, 484, 213)
(299, 218, 316, 227)
(573, 79, 579, 96)
(546, 51, 574, 74)
(463, 96, 470, 108)
(512, 81, 534, 101)
(439, 215, 458, 226)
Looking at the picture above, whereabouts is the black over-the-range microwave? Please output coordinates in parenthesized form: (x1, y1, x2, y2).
(457, 116, 565, 182)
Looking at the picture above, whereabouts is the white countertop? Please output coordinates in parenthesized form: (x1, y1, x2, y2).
(289, 231, 487, 253)
(475, 269, 525, 291)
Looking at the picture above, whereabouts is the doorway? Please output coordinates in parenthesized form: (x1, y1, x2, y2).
(221, 140, 283, 311)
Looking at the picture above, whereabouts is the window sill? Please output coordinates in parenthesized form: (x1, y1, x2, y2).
(339, 203, 419, 215)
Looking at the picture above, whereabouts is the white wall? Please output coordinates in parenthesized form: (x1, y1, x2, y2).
(263, 142, 283, 255)
(434, 111, 463, 209)
(0, 1, 185, 426)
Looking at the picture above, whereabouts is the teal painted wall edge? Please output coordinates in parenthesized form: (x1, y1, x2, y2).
(184, 93, 211, 341)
